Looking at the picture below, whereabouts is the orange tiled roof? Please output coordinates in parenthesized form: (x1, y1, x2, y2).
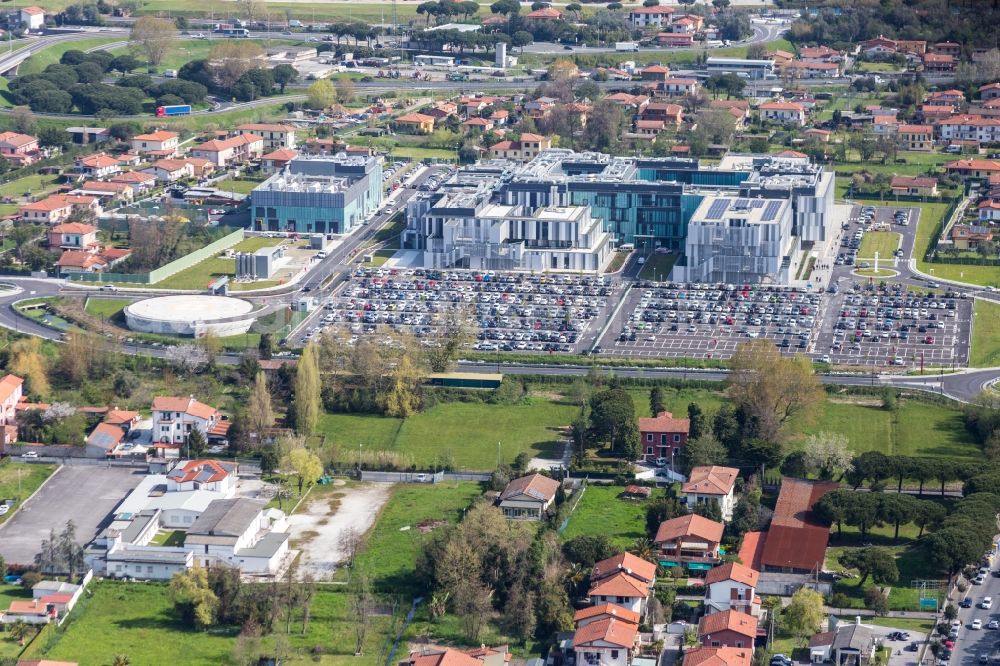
(698, 609, 758, 639)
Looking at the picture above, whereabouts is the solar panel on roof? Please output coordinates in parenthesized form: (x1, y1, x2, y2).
(734, 198, 749, 209)
(706, 198, 730, 220)
(751, 199, 765, 208)
(762, 200, 783, 221)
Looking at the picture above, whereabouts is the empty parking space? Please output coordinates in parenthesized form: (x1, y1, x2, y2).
(0, 465, 143, 565)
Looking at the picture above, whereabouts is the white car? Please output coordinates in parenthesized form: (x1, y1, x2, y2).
(975, 575, 987, 585)
(0, 505, 8, 515)
(21, 451, 38, 459)
(973, 619, 983, 630)
(983, 597, 994, 609)
(989, 620, 999, 630)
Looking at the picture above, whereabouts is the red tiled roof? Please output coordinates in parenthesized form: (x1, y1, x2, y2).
(134, 131, 178, 142)
(587, 571, 648, 599)
(152, 396, 218, 420)
(400, 649, 484, 666)
(0, 374, 23, 404)
(698, 610, 758, 639)
(168, 459, 231, 484)
(704, 561, 759, 588)
(194, 134, 262, 152)
(638, 410, 690, 434)
(945, 159, 1000, 171)
(78, 153, 119, 168)
(110, 171, 156, 184)
(237, 123, 294, 133)
(592, 552, 657, 584)
(891, 176, 937, 188)
(57, 250, 106, 269)
(573, 603, 640, 625)
(104, 409, 139, 426)
(396, 113, 435, 123)
(51, 222, 96, 234)
(21, 194, 96, 213)
(684, 647, 753, 666)
(526, 7, 562, 18)
(760, 478, 837, 571)
(760, 101, 805, 111)
(654, 513, 723, 544)
(572, 617, 638, 648)
(682, 466, 738, 496)
(0, 131, 38, 148)
(263, 148, 298, 161)
(499, 473, 560, 502)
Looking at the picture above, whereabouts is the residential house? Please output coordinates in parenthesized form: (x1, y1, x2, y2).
(896, 39, 927, 56)
(151, 395, 224, 445)
(671, 14, 703, 31)
(757, 478, 838, 574)
(85, 422, 127, 458)
(872, 114, 899, 136)
(934, 41, 962, 57)
(587, 571, 650, 616)
(606, 93, 650, 110)
(183, 497, 289, 574)
(759, 101, 806, 126)
(572, 616, 639, 666)
(1, 599, 57, 625)
(262, 148, 298, 175)
(927, 89, 966, 108)
(0, 131, 40, 167)
(809, 622, 877, 666)
(937, 115, 1000, 144)
(767, 50, 795, 66)
(109, 170, 157, 194)
(951, 224, 994, 248)
(592, 552, 657, 590)
(653, 514, 724, 573)
(897, 124, 934, 151)
(858, 36, 898, 56)
(142, 159, 194, 183)
(628, 5, 674, 29)
(47, 222, 97, 251)
(236, 123, 297, 150)
(979, 201, 1000, 223)
(658, 78, 699, 96)
(634, 120, 668, 138)
(920, 104, 955, 122)
(116, 153, 142, 167)
(524, 6, 562, 22)
(641, 102, 683, 127)
(710, 99, 751, 129)
(463, 117, 494, 132)
(490, 109, 509, 126)
(783, 60, 841, 78)
(890, 175, 938, 196)
(73, 180, 134, 202)
(804, 128, 833, 142)
(19, 6, 45, 30)
(190, 134, 264, 167)
(131, 130, 179, 157)
(497, 472, 561, 520)
(76, 153, 120, 179)
(697, 610, 758, 650)
(945, 159, 1000, 180)
(488, 133, 551, 161)
(0, 374, 23, 438)
(19, 194, 99, 225)
(703, 562, 760, 616)
(799, 46, 843, 62)
(656, 33, 694, 47)
(181, 156, 215, 179)
(638, 410, 690, 465)
(640, 65, 672, 83)
(399, 648, 508, 666)
(394, 113, 435, 134)
(574, 604, 640, 629)
(683, 647, 753, 666)
(166, 459, 237, 495)
(923, 53, 955, 72)
(56, 247, 130, 275)
(980, 82, 1000, 102)
(682, 465, 739, 521)
(425, 102, 458, 120)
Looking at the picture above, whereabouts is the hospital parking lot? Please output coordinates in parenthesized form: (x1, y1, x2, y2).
(598, 282, 823, 360)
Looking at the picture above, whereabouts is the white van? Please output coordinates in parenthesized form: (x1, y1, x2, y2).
(618, 243, 635, 252)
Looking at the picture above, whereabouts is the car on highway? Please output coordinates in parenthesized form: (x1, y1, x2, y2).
(983, 597, 994, 609)
(974, 619, 984, 630)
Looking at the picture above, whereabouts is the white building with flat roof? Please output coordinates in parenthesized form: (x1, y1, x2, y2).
(706, 57, 775, 80)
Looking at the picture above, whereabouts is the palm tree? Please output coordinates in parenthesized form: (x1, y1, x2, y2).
(629, 537, 657, 564)
(111, 655, 132, 666)
(8, 620, 30, 645)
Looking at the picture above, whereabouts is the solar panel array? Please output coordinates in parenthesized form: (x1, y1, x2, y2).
(762, 200, 783, 221)
(751, 199, 765, 209)
(734, 198, 749, 209)
(705, 198, 731, 220)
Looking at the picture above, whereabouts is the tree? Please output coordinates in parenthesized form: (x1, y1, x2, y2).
(272, 64, 298, 93)
(187, 428, 207, 458)
(588, 388, 640, 459)
(562, 535, 617, 569)
(729, 489, 761, 538)
(380, 351, 423, 418)
(9, 337, 49, 397)
(306, 79, 337, 110)
(111, 656, 132, 666)
(913, 499, 946, 538)
(288, 447, 323, 495)
(210, 41, 266, 91)
(712, 0, 730, 8)
(864, 587, 889, 616)
(878, 493, 917, 540)
(337, 78, 355, 104)
(687, 403, 706, 440)
(803, 432, 853, 480)
(649, 386, 666, 417)
(727, 339, 823, 443)
(247, 371, 275, 443)
(838, 547, 899, 587)
(169, 566, 218, 630)
(783, 587, 825, 644)
(511, 31, 533, 52)
(338, 526, 363, 568)
(293, 343, 321, 435)
(682, 432, 727, 473)
(10, 106, 36, 135)
(130, 17, 178, 66)
(490, 0, 520, 15)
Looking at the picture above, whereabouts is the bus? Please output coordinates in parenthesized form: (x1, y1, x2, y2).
(221, 27, 249, 37)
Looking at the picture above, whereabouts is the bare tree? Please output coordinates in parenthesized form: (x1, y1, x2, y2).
(238, 0, 260, 24)
(338, 526, 363, 568)
(129, 17, 178, 66)
(352, 573, 373, 655)
(165, 344, 210, 373)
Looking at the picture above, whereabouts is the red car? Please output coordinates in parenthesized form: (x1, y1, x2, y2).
(925, 336, 935, 344)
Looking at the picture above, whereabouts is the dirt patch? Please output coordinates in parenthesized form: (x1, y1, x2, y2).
(286, 482, 392, 580)
(827, 397, 884, 407)
(416, 519, 446, 533)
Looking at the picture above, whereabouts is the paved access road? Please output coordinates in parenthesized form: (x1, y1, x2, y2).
(951, 557, 1000, 666)
(0, 465, 143, 565)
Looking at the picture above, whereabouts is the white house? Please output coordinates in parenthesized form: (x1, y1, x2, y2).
(131, 130, 180, 156)
(703, 562, 760, 616)
(19, 6, 45, 31)
(183, 498, 290, 574)
(758, 101, 806, 126)
(628, 5, 674, 28)
(191, 133, 264, 167)
(573, 616, 638, 666)
(587, 571, 649, 616)
(166, 459, 238, 496)
(497, 473, 561, 520)
(151, 396, 222, 445)
(681, 466, 739, 521)
(0, 374, 23, 433)
(236, 123, 297, 150)
(142, 159, 194, 183)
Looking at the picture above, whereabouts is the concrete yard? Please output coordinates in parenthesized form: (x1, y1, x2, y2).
(0, 465, 144, 565)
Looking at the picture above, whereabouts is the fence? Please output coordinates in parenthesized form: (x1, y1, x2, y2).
(359, 470, 492, 483)
(68, 229, 245, 285)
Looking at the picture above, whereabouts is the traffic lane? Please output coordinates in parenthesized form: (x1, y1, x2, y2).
(954, 575, 1000, 666)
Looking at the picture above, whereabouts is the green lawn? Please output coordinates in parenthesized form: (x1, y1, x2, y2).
(911, 200, 1000, 286)
(213, 178, 263, 196)
(19, 37, 122, 75)
(639, 253, 678, 281)
(83, 297, 131, 320)
(152, 237, 284, 291)
(0, 462, 57, 525)
(318, 397, 575, 470)
(858, 232, 901, 259)
(972, 299, 1000, 367)
(390, 146, 457, 160)
(109, 38, 307, 72)
(560, 485, 649, 548)
(0, 584, 37, 660)
(0, 173, 61, 199)
(149, 530, 186, 547)
(353, 482, 483, 593)
(40, 580, 401, 666)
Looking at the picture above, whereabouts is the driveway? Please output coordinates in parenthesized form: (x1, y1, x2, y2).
(0, 465, 144, 565)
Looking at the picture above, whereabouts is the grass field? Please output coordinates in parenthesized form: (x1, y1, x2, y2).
(83, 297, 131, 320)
(109, 38, 307, 72)
(153, 237, 284, 291)
(149, 529, 186, 547)
(0, 583, 36, 660)
(40, 580, 401, 666)
(911, 201, 1000, 286)
(0, 462, 57, 525)
(858, 232, 901, 259)
(972, 299, 1000, 367)
(19, 37, 123, 75)
(0, 173, 62, 199)
(639, 253, 678, 281)
(317, 396, 576, 470)
(213, 178, 264, 196)
(352, 482, 483, 593)
(560, 485, 649, 548)
(390, 146, 457, 160)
